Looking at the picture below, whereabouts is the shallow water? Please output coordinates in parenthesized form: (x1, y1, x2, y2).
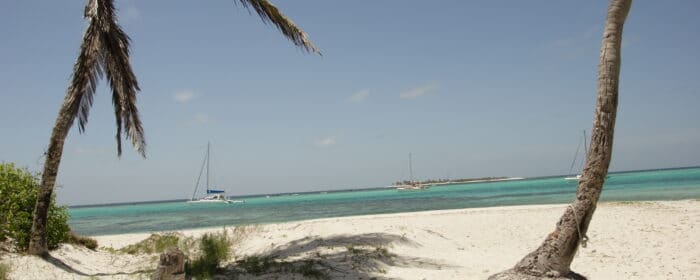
(69, 167, 700, 235)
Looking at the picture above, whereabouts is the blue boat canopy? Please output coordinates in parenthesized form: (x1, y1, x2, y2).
(207, 190, 225, 194)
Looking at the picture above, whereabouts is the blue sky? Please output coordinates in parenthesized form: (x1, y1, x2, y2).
(1, 1, 699, 205)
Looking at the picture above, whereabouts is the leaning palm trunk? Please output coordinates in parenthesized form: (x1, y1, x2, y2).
(28, 0, 145, 256)
(26, 99, 75, 256)
(489, 0, 632, 278)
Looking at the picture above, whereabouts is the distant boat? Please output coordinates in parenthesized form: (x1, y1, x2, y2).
(396, 153, 428, 191)
(565, 130, 588, 182)
(188, 142, 242, 204)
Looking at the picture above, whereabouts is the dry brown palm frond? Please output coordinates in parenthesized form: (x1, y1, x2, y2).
(66, 0, 103, 134)
(237, 0, 321, 55)
(65, 0, 146, 157)
(97, 0, 146, 157)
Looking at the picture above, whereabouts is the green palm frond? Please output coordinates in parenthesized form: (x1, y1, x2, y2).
(67, 0, 146, 157)
(237, 0, 321, 55)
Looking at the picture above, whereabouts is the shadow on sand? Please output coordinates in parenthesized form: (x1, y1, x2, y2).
(41, 232, 456, 279)
(219, 232, 459, 279)
(43, 253, 154, 277)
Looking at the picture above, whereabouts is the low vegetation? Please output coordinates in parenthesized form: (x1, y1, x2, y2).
(186, 230, 232, 279)
(236, 255, 276, 275)
(0, 262, 10, 280)
(0, 163, 71, 251)
(394, 176, 509, 186)
(346, 245, 394, 271)
(98, 226, 258, 278)
(68, 232, 98, 250)
(119, 233, 181, 255)
(236, 255, 330, 279)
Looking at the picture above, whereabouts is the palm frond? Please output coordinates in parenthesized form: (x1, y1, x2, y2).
(97, 0, 146, 157)
(66, 0, 103, 133)
(237, 0, 321, 55)
(65, 0, 145, 157)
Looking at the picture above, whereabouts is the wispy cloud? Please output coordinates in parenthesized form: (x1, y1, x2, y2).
(173, 90, 197, 103)
(400, 83, 438, 99)
(120, 0, 142, 24)
(547, 25, 602, 59)
(314, 136, 336, 148)
(551, 25, 600, 48)
(348, 89, 370, 103)
(186, 113, 210, 126)
(75, 146, 111, 156)
(622, 34, 640, 50)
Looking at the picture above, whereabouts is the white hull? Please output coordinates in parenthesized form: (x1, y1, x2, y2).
(564, 175, 582, 181)
(187, 198, 245, 204)
(187, 200, 231, 203)
(188, 199, 231, 203)
(396, 184, 429, 191)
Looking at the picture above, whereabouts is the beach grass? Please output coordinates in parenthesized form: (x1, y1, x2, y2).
(346, 245, 394, 271)
(69, 232, 98, 250)
(186, 230, 232, 279)
(0, 262, 9, 280)
(119, 233, 181, 255)
(236, 255, 276, 275)
(235, 255, 330, 279)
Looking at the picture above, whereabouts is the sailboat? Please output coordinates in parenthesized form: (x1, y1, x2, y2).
(565, 130, 587, 181)
(188, 142, 242, 203)
(396, 153, 428, 191)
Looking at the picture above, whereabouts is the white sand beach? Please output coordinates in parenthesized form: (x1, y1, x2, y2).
(2, 200, 698, 279)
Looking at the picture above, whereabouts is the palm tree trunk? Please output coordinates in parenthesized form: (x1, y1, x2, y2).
(490, 0, 631, 278)
(27, 96, 75, 256)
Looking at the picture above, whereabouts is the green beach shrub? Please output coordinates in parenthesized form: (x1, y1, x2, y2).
(186, 231, 231, 279)
(0, 163, 71, 251)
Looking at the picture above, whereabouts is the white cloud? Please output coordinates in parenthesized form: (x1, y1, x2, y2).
(314, 136, 336, 148)
(399, 83, 438, 99)
(173, 90, 196, 103)
(348, 89, 370, 102)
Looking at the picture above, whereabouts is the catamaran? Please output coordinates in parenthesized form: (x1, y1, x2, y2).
(396, 153, 428, 191)
(565, 130, 587, 181)
(188, 142, 243, 203)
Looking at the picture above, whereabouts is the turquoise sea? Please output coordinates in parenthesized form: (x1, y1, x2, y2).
(69, 167, 700, 236)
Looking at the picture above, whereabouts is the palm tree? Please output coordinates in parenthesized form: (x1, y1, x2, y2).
(27, 0, 319, 256)
(489, 0, 632, 278)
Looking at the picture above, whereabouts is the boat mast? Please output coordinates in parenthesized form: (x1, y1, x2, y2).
(582, 130, 588, 173)
(568, 131, 584, 176)
(191, 143, 209, 201)
(583, 130, 588, 159)
(409, 153, 414, 183)
(206, 141, 210, 192)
